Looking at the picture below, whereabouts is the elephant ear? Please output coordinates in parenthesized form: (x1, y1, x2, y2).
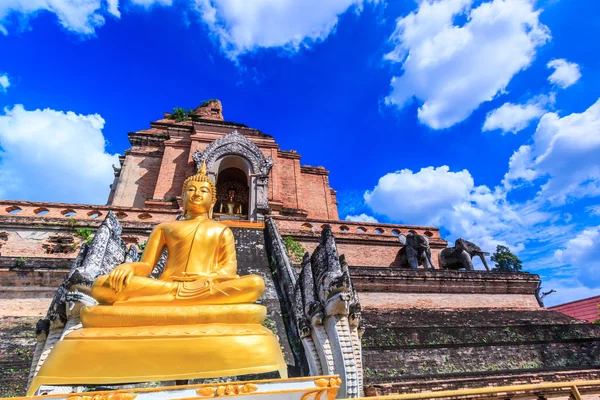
(398, 234, 407, 246)
(423, 235, 430, 245)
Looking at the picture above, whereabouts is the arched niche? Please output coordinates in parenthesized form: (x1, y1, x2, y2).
(212, 156, 253, 220)
(192, 130, 274, 221)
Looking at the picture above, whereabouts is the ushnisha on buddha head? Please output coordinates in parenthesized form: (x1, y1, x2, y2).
(181, 161, 217, 218)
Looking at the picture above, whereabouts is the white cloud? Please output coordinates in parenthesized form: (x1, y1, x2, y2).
(129, 0, 172, 7)
(483, 93, 555, 134)
(384, 0, 550, 129)
(483, 102, 545, 134)
(345, 213, 378, 223)
(363, 165, 531, 254)
(504, 98, 600, 204)
(0, 74, 9, 92)
(587, 205, 600, 217)
(0, 105, 119, 205)
(194, 0, 376, 59)
(107, 0, 120, 18)
(365, 166, 473, 225)
(555, 226, 600, 289)
(547, 58, 581, 89)
(0, 0, 121, 35)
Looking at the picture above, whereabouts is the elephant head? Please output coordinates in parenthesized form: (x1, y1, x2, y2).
(455, 238, 490, 271)
(399, 233, 434, 269)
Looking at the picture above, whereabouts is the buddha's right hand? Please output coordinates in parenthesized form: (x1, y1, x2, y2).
(108, 263, 136, 293)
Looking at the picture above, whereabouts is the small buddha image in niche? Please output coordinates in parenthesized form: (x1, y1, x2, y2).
(219, 188, 243, 215)
(214, 180, 248, 218)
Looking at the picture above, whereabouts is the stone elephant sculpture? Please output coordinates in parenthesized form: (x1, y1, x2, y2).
(439, 238, 490, 271)
(393, 233, 434, 269)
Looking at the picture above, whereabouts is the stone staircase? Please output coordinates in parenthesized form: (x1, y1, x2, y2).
(360, 306, 600, 396)
(230, 227, 297, 373)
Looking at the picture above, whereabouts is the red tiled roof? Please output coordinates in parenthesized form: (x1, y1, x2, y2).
(549, 295, 600, 323)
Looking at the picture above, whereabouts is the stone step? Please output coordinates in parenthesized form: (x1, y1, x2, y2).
(362, 308, 587, 328)
(363, 340, 600, 383)
(362, 324, 600, 349)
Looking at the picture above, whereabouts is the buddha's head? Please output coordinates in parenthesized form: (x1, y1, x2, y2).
(226, 188, 237, 202)
(182, 161, 217, 217)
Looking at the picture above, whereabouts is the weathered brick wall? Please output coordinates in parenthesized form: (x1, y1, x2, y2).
(298, 168, 332, 219)
(112, 151, 162, 208)
(353, 268, 541, 309)
(153, 141, 193, 200)
(274, 155, 300, 209)
(0, 317, 37, 397)
(109, 109, 340, 220)
(361, 308, 600, 389)
(360, 292, 540, 309)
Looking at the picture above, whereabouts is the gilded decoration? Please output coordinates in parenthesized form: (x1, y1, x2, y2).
(196, 383, 259, 397)
(300, 377, 343, 400)
(67, 393, 137, 400)
(214, 180, 249, 217)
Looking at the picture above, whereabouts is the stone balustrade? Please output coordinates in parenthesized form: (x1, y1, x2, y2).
(0, 201, 444, 241)
(0, 200, 180, 224)
(271, 215, 442, 240)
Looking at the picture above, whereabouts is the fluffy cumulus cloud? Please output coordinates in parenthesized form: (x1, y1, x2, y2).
(0, 74, 9, 92)
(555, 226, 600, 288)
(504, 98, 600, 204)
(547, 58, 582, 89)
(0, 105, 119, 204)
(194, 0, 376, 59)
(363, 166, 534, 253)
(345, 213, 378, 223)
(385, 0, 550, 129)
(483, 101, 545, 134)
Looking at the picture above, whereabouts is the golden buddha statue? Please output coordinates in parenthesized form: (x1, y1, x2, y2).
(27, 163, 286, 395)
(91, 166, 260, 306)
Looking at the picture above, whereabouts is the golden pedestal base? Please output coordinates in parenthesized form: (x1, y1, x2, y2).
(28, 323, 287, 395)
(80, 304, 267, 327)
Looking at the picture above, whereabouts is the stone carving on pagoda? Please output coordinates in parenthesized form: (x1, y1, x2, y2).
(439, 238, 491, 271)
(264, 219, 364, 398)
(192, 130, 274, 221)
(28, 211, 134, 394)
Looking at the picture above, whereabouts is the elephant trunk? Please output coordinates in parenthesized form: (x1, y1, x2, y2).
(423, 250, 435, 269)
(479, 253, 490, 272)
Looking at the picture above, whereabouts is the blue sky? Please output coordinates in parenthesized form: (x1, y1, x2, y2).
(0, 0, 599, 306)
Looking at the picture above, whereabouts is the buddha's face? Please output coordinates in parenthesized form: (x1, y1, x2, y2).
(227, 189, 236, 202)
(184, 181, 214, 215)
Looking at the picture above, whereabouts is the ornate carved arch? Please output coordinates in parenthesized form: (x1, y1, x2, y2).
(192, 130, 274, 218)
(192, 130, 273, 176)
